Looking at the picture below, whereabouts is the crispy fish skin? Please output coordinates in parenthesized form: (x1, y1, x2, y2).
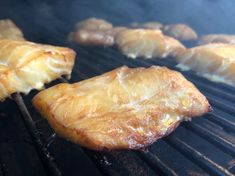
(176, 43, 235, 86)
(33, 66, 211, 151)
(199, 34, 235, 45)
(115, 29, 185, 59)
(0, 39, 76, 101)
(163, 24, 198, 41)
(0, 19, 25, 41)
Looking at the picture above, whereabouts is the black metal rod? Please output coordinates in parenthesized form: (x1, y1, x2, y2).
(12, 93, 62, 176)
(136, 151, 178, 176)
(165, 135, 233, 176)
(184, 123, 235, 158)
(46, 133, 58, 148)
(205, 113, 235, 133)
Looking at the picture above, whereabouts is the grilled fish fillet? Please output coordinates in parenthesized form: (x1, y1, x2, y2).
(33, 66, 211, 150)
(130, 22, 163, 30)
(115, 29, 185, 59)
(69, 27, 127, 46)
(176, 43, 235, 86)
(0, 39, 76, 101)
(75, 18, 113, 31)
(69, 18, 126, 46)
(0, 19, 25, 41)
(163, 24, 198, 41)
(199, 34, 235, 45)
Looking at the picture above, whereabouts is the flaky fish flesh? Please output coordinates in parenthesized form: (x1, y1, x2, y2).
(176, 43, 235, 86)
(0, 39, 76, 101)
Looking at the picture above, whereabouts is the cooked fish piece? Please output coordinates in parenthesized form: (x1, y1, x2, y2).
(115, 29, 185, 59)
(0, 19, 25, 41)
(0, 39, 76, 101)
(69, 27, 127, 46)
(75, 18, 113, 31)
(176, 43, 235, 86)
(163, 24, 198, 41)
(130, 22, 163, 30)
(69, 17, 126, 46)
(199, 34, 235, 45)
(33, 66, 211, 151)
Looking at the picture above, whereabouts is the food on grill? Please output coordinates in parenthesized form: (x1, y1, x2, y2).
(69, 27, 127, 46)
(115, 29, 185, 59)
(130, 22, 163, 30)
(75, 18, 113, 31)
(176, 43, 235, 86)
(33, 66, 211, 150)
(163, 24, 198, 41)
(68, 17, 126, 46)
(0, 19, 25, 41)
(0, 39, 76, 101)
(198, 34, 235, 45)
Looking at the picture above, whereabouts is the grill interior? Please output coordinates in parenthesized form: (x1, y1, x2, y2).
(1, 0, 235, 176)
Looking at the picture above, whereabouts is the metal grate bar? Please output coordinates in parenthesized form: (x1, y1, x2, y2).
(136, 151, 178, 176)
(46, 133, 58, 148)
(183, 123, 235, 157)
(0, 155, 6, 176)
(205, 113, 235, 133)
(12, 93, 62, 176)
(164, 135, 234, 176)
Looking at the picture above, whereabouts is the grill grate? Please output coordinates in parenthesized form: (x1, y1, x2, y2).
(1, 44, 235, 176)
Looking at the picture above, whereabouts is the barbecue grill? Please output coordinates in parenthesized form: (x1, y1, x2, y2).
(1, 0, 235, 176)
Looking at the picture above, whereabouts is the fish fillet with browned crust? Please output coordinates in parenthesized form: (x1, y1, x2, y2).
(0, 39, 76, 101)
(33, 66, 211, 151)
(68, 18, 126, 46)
(115, 29, 185, 59)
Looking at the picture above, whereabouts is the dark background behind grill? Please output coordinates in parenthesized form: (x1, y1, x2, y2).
(0, 0, 235, 176)
(1, 0, 235, 44)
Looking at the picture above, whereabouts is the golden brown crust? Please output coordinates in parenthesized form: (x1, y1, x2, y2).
(0, 39, 76, 101)
(0, 19, 25, 41)
(163, 24, 198, 41)
(33, 66, 210, 150)
(115, 29, 186, 59)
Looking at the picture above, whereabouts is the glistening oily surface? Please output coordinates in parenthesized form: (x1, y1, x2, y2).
(115, 29, 185, 59)
(0, 39, 76, 101)
(33, 66, 211, 150)
(176, 43, 235, 86)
